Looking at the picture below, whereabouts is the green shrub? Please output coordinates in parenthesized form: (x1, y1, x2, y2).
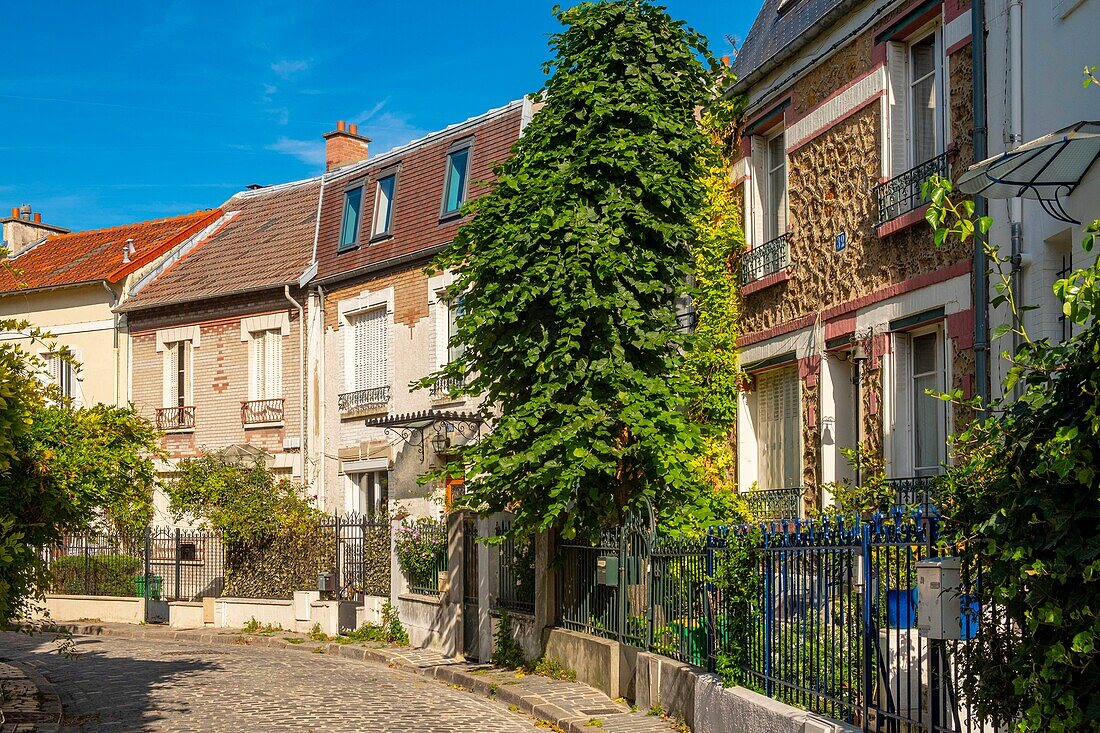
(492, 611, 527, 668)
(50, 554, 142, 597)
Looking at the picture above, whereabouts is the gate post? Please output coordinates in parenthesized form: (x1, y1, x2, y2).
(174, 527, 182, 601)
(861, 523, 873, 733)
(617, 525, 627, 643)
(333, 514, 341, 599)
(704, 531, 716, 673)
(143, 526, 153, 622)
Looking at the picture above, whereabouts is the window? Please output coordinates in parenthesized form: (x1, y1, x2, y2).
(755, 367, 801, 489)
(765, 131, 787, 242)
(350, 471, 388, 516)
(372, 173, 396, 237)
(350, 308, 389, 393)
(887, 30, 943, 175)
(748, 127, 787, 246)
(441, 145, 470, 217)
(447, 296, 465, 363)
(339, 186, 363, 250)
(909, 34, 938, 167)
(165, 340, 190, 407)
(910, 330, 946, 476)
(43, 352, 77, 401)
(249, 329, 282, 401)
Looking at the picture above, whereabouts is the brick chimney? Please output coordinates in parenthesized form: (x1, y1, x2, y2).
(322, 120, 371, 172)
(2, 204, 67, 257)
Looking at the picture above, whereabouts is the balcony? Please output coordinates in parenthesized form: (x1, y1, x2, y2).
(241, 398, 284, 426)
(156, 406, 195, 432)
(740, 233, 790, 287)
(430, 375, 466, 401)
(885, 475, 940, 508)
(742, 486, 802, 521)
(338, 385, 391, 414)
(874, 151, 951, 228)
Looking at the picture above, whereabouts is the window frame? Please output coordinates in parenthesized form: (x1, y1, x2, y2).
(163, 339, 191, 409)
(347, 305, 390, 393)
(439, 139, 474, 220)
(371, 168, 399, 240)
(905, 27, 944, 168)
(764, 126, 788, 243)
(248, 328, 283, 402)
(908, 325, 947, 476)
(338, 185, 365, 252)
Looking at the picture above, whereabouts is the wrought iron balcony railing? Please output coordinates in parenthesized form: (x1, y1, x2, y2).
(741, 233, 790, 285)
(743, 486, 802, 521)
(885, 475, 940, 508)
(874, 151, 951, 226)
(241, 398, 285, 425)
(156, 406, 195, 431)
(430, 374, 467, 400)
(338, 385, 391, 413)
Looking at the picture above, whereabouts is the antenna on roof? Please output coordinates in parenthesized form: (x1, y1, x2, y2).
(725, 35, 740, 57)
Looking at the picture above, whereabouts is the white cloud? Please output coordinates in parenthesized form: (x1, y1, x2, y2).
(271, 59, 311, 80)
(358, 112, 430, 156)
(268, 137, 325, 167)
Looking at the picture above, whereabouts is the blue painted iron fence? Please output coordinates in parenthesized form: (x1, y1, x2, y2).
(559, 510, 990, 733)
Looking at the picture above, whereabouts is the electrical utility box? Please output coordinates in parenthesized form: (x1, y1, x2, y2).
(916, 557, 962, 640)
(597, 556, 619, 587)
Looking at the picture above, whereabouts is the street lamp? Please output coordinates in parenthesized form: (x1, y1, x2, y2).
(431, 431, 450, 455)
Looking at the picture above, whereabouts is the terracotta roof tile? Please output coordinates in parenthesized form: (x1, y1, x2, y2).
(120, 178, 321, 311)
(0, 210, 222, 293)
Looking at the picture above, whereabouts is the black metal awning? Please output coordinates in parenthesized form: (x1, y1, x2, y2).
(957, 120, 1100, 224)
(364, 409, 486, 463)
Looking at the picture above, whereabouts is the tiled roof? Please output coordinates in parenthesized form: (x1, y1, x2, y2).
(120, 177, 321, 311)
(0, 210, 222, 293)
(732, 0, 861, 88)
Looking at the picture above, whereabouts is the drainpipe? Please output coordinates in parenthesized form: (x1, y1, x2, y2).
(1007, 0, 1025, 369)
(285, 285, 306, 484)
(102, 280, 120, 406)
(971, 0, 990, 408)
(316, 283, 327, 509)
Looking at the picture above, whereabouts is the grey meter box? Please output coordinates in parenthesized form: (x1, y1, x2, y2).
(916, 556, 962, 640)
(597, 556, 619, 586)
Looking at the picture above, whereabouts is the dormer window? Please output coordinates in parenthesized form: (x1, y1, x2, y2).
(441, 142, 472, 218)
(372, 173, 397, 238)
(339, 186, 363, 251)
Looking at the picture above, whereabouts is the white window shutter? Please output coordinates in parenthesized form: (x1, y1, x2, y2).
(750, 136, 767, 247)
(265, 330, 282, 399)
(781, 371, 800, 488)
(887, 41, 910, 176)
(168, 344, 180, 406)
(352, 309, 388, 391)
(775, 131, 788, 237)
(891, 333, 914, 476)
(249, 335, 262, 401)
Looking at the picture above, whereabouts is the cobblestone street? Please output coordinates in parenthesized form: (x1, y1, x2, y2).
(1, 632, 541, 732)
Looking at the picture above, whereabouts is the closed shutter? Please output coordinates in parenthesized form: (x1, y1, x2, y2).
(265, 330, 282, 399)
(352, 308, 388, 391)
(756, 368, 800, 488)
(887, 41, 910, 176)
(750, 136, 767, 247)
(167, 342, 189, 407)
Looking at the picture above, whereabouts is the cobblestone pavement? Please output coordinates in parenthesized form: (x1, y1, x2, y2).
(1, 632, 540, 732)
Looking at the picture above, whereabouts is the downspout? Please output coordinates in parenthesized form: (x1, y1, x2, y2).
(308, 175, 327, 507)
(102, 280, 120, 406)
(1007, 0, 1026, 371)
(285, 285, 306, 485)
(971, 0, 990, 408)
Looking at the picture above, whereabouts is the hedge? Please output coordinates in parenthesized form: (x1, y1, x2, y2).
(50, 554, 142, 597)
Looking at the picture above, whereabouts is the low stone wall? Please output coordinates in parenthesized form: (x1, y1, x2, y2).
(168, 601, 206, 629)
(39, 595, 146, 625)
(210, 595, 357, 635)
(354, 595, 388, 628)
(544, 628, 624, 699)
(397, 593, 455, 655)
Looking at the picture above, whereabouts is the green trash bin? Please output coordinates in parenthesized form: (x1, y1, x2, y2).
(133, 574, 163, 600)
(669, 618, 707, 667)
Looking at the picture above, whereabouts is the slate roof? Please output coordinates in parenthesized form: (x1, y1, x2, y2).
(732, 0, 861, 89)
(0, 210, 221, 293)
(120, 177, 321, 311)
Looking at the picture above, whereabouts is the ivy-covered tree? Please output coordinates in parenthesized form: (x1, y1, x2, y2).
(428, 0, 717, 541)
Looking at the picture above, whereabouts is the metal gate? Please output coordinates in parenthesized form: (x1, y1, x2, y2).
(462, 514, 480, 660)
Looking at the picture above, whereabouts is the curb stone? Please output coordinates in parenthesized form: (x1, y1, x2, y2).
(0, 657, 62, 733)
(34, 623, 676, 733)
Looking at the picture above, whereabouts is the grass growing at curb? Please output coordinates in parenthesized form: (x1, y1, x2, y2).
(242, 617, 283, 635)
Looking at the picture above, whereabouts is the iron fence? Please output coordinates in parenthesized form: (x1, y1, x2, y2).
(495, 521, 535, 615)
(873, 151, 951, 226)
(44, 513, 392, 608)
(555, 509, 990, 733)
(401, 519, 448, 596)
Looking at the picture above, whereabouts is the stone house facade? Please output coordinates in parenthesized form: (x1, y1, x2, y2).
(729, 0, 979, 514)
(306, 100, 532, 520)
(119, 178, 321, 522)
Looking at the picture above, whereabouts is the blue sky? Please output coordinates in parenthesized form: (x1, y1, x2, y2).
(2, 2, 756, 232)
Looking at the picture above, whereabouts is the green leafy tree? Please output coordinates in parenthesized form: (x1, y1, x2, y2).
(923, 169, 1100, 730)
(0, 311, 160, 627)
(425, 0, 717, 541)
